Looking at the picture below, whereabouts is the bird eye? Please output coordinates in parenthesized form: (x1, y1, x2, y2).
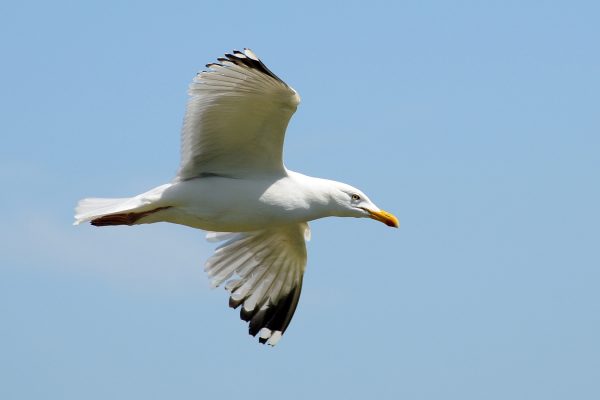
(351, 194, 361, 201)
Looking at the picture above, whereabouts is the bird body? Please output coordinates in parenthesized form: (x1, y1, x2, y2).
(79, 171, 375, 232)
(75, 49, 398, 346)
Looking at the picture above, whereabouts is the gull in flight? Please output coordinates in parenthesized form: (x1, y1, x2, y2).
(75, 49, 399, 346)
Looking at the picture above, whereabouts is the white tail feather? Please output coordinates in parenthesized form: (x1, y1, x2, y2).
(74, 197, 135, 225)
(73, 183, 172, 225)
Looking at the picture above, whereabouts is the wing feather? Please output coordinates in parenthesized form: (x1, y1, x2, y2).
(177, 49, 300, 180)
(204, 223, 309, 346)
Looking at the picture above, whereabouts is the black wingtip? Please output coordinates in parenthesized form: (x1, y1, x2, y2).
(240, 307, 253, 322)
(229, 297, 243, 309)
(217, 49, 286, 85)
(228, 278, 303, 345)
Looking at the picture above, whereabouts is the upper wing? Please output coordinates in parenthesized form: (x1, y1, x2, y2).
(177, 49, 300, 180)
(204, 223, 310, 346)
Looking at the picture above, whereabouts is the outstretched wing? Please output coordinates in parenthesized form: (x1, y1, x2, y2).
(177, 49, 300, 180)
(205, 223, 310, 346)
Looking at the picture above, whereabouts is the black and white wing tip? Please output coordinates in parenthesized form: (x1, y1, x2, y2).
(203, 48, 290, 87)
(205, 228, 307, 347)
(232, 280, 303, 346)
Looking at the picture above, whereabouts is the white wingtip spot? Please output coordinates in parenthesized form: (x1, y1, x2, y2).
(243, 299, 257, 312)
(266, 331, 282, 346)
(243, 48, 259, 61)
(259, 327, 272, 339)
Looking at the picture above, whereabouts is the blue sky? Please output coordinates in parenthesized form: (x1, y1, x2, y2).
(1, 1, 599, 399)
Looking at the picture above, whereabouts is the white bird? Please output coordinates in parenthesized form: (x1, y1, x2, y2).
(74, 49, 398, 346)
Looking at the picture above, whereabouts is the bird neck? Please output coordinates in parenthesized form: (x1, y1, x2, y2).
(288, 172, 347, 219)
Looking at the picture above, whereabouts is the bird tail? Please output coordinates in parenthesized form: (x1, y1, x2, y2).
(73, 184, 172, 226)
(74, 197, 138, 226)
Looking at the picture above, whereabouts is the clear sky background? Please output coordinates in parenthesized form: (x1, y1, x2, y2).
(1, 1, 599, 399)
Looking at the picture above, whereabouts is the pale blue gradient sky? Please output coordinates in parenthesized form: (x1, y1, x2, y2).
(1, 1, 599, 399)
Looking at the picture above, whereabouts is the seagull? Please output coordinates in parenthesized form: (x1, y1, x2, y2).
(74, 48, 398, 346)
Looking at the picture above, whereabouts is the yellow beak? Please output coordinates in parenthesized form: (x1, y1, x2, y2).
(367, 209, 399, 228)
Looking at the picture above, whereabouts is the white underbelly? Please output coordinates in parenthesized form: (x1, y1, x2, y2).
(147, 176, 310, 232)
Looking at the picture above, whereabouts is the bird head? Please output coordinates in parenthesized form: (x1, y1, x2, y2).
(329, 182, 399, 228)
